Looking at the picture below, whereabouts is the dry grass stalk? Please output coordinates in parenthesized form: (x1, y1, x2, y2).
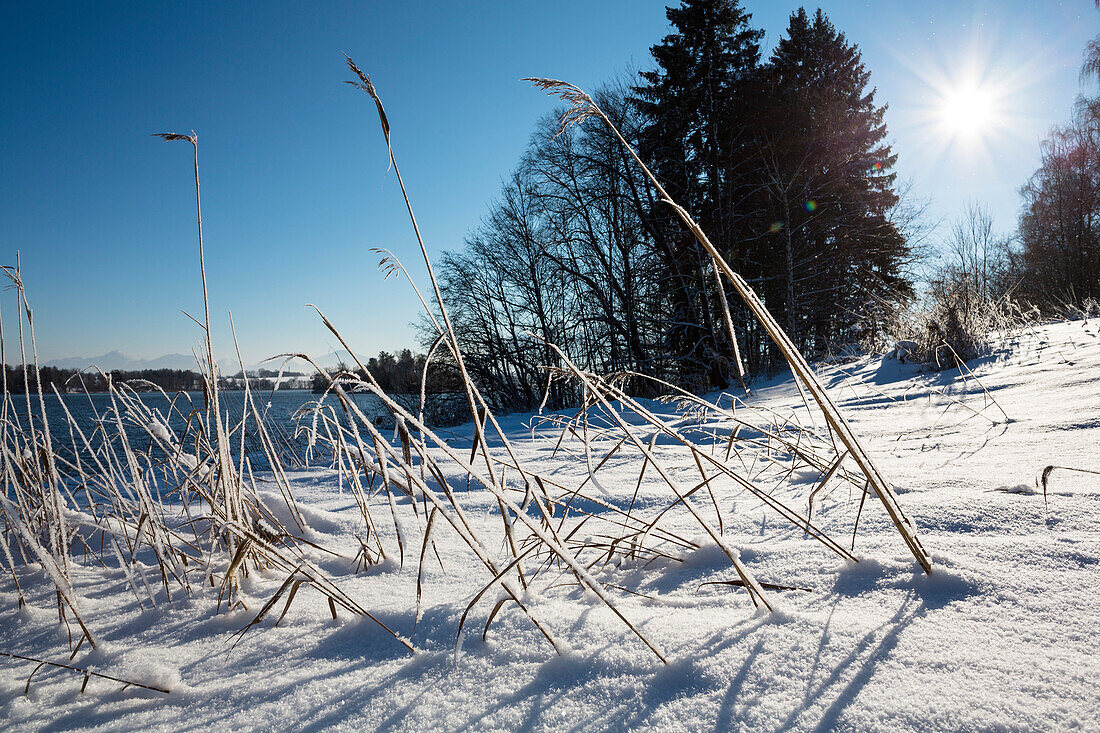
(0, 650, 171, 695)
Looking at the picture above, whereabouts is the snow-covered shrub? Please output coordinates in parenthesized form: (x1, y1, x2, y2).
(893, 278, 1031, 370)
(1056, 296, 1100, 321)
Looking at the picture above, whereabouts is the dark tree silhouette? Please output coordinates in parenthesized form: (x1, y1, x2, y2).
(744, 8, 911, 361)
(633, 0, 764, 389)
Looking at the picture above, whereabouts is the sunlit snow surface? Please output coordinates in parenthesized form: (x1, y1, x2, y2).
(3, 320, 1099, 731)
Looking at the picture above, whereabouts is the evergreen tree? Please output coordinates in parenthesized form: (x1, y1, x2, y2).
(748, 8, 910, 360)
(634, 0, 764, 389)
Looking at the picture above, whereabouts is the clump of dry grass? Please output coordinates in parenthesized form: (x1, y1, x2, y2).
(1054, 295, 1100, 322)
(908, 282, 1033, 370)
(0, 61, 942, 682)
(0, 132, 417, 673)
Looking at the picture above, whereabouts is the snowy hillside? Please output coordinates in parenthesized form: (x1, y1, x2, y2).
(3, 319, 1099, 731)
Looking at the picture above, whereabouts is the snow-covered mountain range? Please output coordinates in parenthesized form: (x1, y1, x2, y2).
(41, 349, 365, 374)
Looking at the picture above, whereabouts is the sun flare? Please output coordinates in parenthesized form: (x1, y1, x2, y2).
(940, 84, 996, 138)
(902, 40, 1036, 163)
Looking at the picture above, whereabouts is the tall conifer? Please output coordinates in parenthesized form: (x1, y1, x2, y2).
(749, 8, 910, 359)
(634, 0, 763, 389)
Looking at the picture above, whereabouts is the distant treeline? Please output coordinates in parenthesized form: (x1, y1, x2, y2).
(311, 349, 461, 395)
(3, 366, 309, 394)
(4, 353, 457, 395)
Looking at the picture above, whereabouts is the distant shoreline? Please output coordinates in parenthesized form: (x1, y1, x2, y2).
(20, 387, 316, 397)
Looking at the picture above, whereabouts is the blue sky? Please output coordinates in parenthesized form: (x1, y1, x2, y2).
(2, 1, 1096, 366)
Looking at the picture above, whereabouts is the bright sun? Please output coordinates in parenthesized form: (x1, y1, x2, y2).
(939, 83, 998, 140)
(905, 41, 1040, 164)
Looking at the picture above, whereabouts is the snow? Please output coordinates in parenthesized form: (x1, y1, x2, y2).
(145, 420, 173, 445)
(3, 320, 1100, 730)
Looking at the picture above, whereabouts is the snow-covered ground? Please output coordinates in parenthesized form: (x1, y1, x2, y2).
(3, 320, 1099, 731)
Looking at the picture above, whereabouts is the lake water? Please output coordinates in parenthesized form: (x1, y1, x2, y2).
(13, 389, 392, 471)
